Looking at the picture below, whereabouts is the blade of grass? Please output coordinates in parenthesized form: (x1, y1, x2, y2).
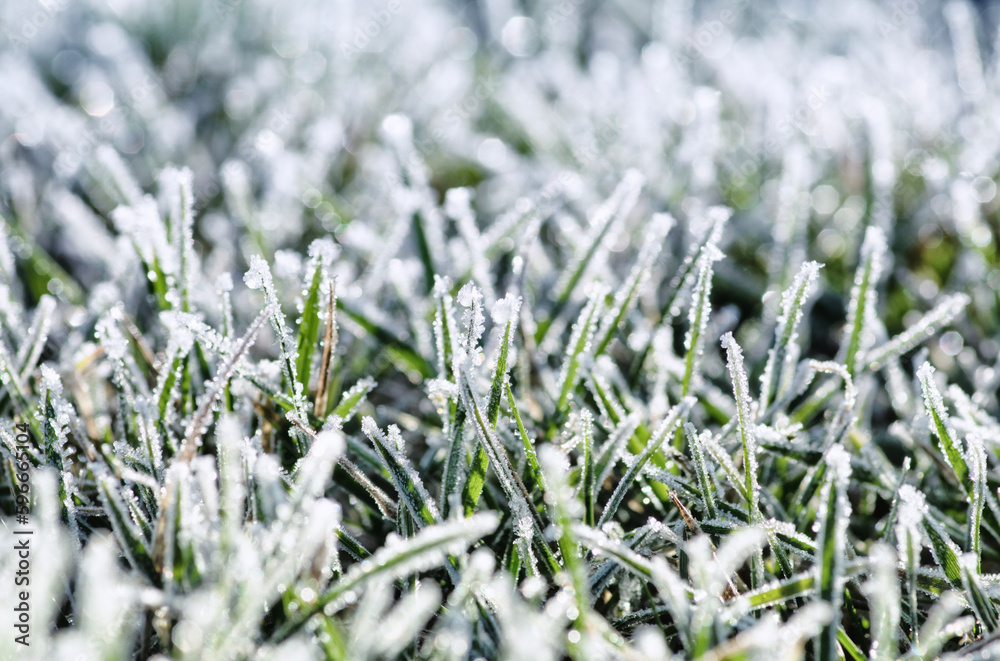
(759, 261, 821, 411)
(314, 282, 338, 418)
(839, 226, 887, 377)
(917, 362, 969, 487)
(581, 410, 595, 527)
(680, 243, 722, 399)
(536, 170, 644, 344)
(720, 332, 765, 587)
(593, 214, 673, 357)
(506, 380, 545, 492)
(362, 417, 439, 527)
(556, 283, 606, 414)
(274, 513, 499, 642)
(598, 397, 693, 527)
(815, 445, 851, 661)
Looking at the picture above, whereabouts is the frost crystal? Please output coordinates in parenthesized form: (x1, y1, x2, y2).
(244, 255, 271, 292)
(490, 292, 521, 327)
(896, 485, 927, 529)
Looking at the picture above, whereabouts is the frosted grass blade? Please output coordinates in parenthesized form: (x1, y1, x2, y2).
(95, 469, 156, 578)
(580, 410, 595, 527)
(362, 417, 440, 527)
(506, 380, 545, 492)
(896, 485, 925, 645)
(681, 243, 722, 398)
(721, 332, 763, 584)
(593, 213, 673, 357)
(179, 304, 273, 462)
(839, 226, 887, 377)
(160, 166, 196, 313)
(966, 434, 986, 571)
(539, 446, 590, 624)
(245, 255, 309, 418)
(275, 513, 499, 641)
(686, 424, 718, 519)
(537, 169, 644, 343)
(759, 261, 821, 411)
(16, 293, 55, 380)
(598, 397, 693, 527)
(917, 363, 969, 486)
(864, 294, 969, 371)
(459, 365, 560, 574)
(556, 283, 606, 413)
(814, 445, 851, 661)
(862, 544, 899, 661)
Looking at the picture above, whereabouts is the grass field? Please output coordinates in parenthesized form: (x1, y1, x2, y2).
(2, 0, 1000, 659)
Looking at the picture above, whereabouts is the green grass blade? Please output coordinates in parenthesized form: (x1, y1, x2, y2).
(759, 261, 821, 411)
(338, 300, 433, 378)
(556, 284, 606, 414)
(923, 514, 962, 588)
(598, 397, 693, 527)
(433, 275, 457, 379)
(581, 410, 595, 527)
(814, 445, 851, 661)
(537, 170, 643, 344)
(720, 332, 762, 554)
(486, 294, 521, 425)
(362, 417, 440, 527)
(686, 424, 717, 519)
(837, 627, 867, 661)
(917, 363, 969, 486)
(462, 444, 490, 517)
(681, 243, 721, 398)
(276, 513, 499, 641)
(440, 399, 467, 519)
(296, 241, 334, 398)
(593, 214, 673, 357)
(959, 554, 999, 633)
(331, 377, 375, 421)
(839, 226, 886, 377)
(506, 381, 545, 492)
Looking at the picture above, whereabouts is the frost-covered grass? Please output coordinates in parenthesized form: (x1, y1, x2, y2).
(2, 0, 1000, 659)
